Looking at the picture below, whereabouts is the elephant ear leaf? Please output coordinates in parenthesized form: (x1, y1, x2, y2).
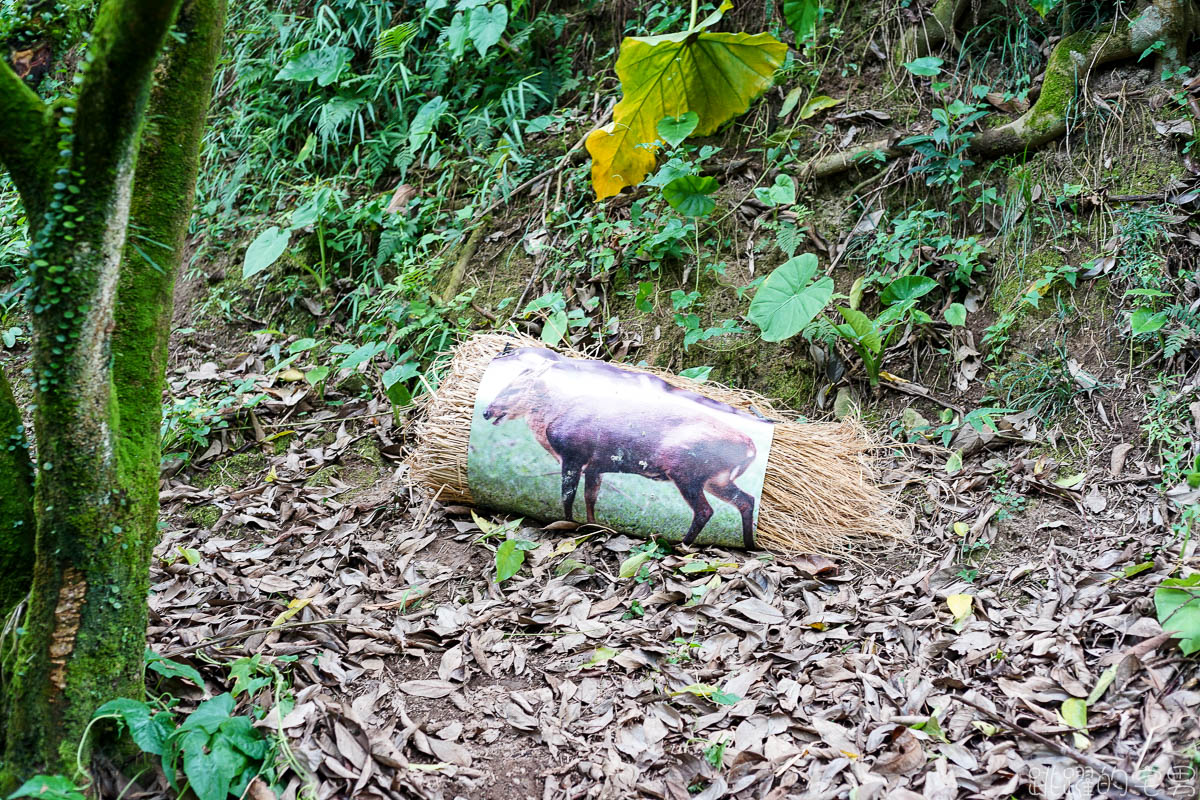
(585, 1, 786, 200)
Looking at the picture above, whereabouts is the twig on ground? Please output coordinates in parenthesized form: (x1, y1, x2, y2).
(953, 694, 1177, 800)
(162, 617, 350, 658)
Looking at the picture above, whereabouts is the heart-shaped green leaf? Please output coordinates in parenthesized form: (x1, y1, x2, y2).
(468, 4, 507, 57)
(943, 302, 967, 327)
(747, 254, 834, 342)
(663, 175, 719, 217)
(782, 0, 821, 41)
(1131, 307, 1168, 335)
(274, 46, 353, 86)
(903, 56, 943, 77)
(657, 112, 700, 148)
(881, 275, 938, 305)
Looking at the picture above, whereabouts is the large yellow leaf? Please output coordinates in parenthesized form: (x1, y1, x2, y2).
(586, 2, 786, 199)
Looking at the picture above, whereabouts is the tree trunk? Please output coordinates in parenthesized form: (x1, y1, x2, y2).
(0, 0, 226, 783)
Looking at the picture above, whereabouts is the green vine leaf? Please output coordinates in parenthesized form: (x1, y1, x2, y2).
(585, 1, 785, 199)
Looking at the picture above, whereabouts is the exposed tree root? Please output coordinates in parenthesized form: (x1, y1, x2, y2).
(806, 0, 1200, 180)
(898, 0, 969, 62)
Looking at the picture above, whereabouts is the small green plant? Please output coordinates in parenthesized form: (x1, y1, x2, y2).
(829, 275, 937, 386)
(1155, 572, 1200, 654)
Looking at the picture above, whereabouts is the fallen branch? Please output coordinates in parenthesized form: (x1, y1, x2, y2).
(161, 617, 349, 657)
(437, 216, 490, 303)
(953, 694, 1177, 800)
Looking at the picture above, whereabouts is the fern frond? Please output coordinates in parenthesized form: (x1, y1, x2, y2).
(373, 22, 418, 60)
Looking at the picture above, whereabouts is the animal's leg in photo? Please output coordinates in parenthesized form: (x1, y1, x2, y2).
(707, 478, 756, 549)
(560, 457, 584, 521)
(678, 481, 714, 545)
(583, 467, 602, 524)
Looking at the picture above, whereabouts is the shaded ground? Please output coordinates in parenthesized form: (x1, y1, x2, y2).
(143, 326, 1200, 800)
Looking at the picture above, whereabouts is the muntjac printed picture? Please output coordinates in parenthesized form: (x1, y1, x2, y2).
(466, 347, 775, 548)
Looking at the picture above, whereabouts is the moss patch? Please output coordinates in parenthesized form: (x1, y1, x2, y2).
(200, 450, 266, 488)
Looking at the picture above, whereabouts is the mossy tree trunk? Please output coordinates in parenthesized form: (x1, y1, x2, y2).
(0, 0, 226, 783)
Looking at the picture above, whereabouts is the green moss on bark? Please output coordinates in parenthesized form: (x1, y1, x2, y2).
(0, 0, 227, 784)
(0, 368, 33, 615)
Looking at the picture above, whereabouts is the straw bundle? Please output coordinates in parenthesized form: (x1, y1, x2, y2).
(407, 332, 906, 555)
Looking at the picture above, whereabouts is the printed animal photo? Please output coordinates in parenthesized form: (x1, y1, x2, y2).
(466, 348, 775, 548)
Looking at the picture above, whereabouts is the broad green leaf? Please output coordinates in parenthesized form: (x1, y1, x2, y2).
(145, 648, 206, 690)
(657, 112, 700, 148)
(179, 693, 235, 735)
(1155, 573, 1200, 654)
(288, 337, 319, 354)
(242, 227, 289, 279)
(219, 715, 271, 761)
(1060, 698, 1089, 750)
(305, 366, 331, 386)
(274, 46, 353, 86)
(468, 4, 507, 57)
(409, 96, 449, 151)
(446, 12, 469, 58)
(495, 539, 525, 583)
(338, 340, 385, 371)
(835, 307, 882, 354)
(8, 775, 86, 800)
(944, 450, 963, 475)
(183, 734, 240, 800)
(635, 280, 654, 312)
(747, 254, 834, 342)
(228, 658, 271, 698)
(94, 697, 174, 756)
(881, 275, 938, 305)
(383, 362, 420, 406)
(753, 174, 795, 207)
(782, 0, 821, 41)
(943, 302, 967, 326)
(1086, 664, 1118, 705)
(541, 309, 569, 345)
(1030, 0, 1061, 16)
(619, 550, 653, 579)
(903, 56, 943, 77)
(663, 175, 718, 217)
(1131, 307, 1168, 335)
(1053, 472, 1086, 489)
(798, 94, 842, 119)
(583, 646, 619, 667)
(585, 1, 786, 198)
(679, 365, 712, 381)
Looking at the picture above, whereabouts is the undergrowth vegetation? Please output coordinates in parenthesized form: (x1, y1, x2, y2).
(3, 0, 1200, 790)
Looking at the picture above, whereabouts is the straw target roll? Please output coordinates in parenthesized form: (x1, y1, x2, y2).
(407, 333, 905, 554)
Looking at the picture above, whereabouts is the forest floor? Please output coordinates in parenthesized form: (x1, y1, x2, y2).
(144, 288, 1200, 800)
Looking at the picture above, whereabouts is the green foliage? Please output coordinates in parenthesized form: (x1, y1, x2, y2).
(662, 175, 718, 218)
(8, 775, 86, 800)
(781, 0, 820, 43)
(584, 0, 786, 198)
(747, 254, 833, 342)
(1155, 573, 1200, 655)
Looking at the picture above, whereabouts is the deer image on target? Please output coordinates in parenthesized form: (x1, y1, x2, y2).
(468, 348, 774, 548)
